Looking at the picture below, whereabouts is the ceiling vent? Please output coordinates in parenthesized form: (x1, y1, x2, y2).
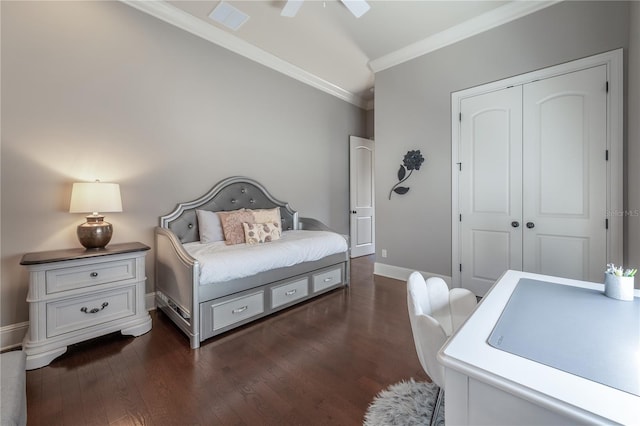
(281, 0, 304, 18)
(281, 0, 370, 18)
(341, 0, 370, 18)
(209, 1, 250, 31)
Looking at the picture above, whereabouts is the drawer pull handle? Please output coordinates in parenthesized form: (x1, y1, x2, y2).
(90, 272, 99, 278)
(285, 289, 297, 296)
(232, 305, 248, 314)
(323, 277, 333, 282)
(80, 302, 109, 314)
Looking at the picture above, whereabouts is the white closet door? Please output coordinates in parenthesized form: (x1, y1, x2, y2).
(522, 66, 607, 281)
(459, 86, 523, 296)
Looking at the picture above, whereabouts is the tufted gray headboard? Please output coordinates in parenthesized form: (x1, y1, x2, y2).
(159, 176, 299, 244)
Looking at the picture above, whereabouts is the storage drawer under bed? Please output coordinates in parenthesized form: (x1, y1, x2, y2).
(312, 267, 343, 293)
(201, 291, 265, 337)
(271, 277, 309, 309)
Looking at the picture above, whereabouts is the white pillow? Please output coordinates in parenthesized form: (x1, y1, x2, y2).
(196, 209, 224, 244)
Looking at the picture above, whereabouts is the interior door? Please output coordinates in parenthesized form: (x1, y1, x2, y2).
(459, 87, 523, 295)
(522, 66, 607, 281)
(349, 136, 375, 258)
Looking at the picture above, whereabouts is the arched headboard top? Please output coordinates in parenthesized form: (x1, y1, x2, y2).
(159, 176, 298, 244)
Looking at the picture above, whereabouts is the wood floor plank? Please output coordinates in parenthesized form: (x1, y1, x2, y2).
(26, 256, 430, 425)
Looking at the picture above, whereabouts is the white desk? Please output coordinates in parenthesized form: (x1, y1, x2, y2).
(438, 270, 640, 425)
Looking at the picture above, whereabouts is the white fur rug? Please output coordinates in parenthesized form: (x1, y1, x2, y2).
(363, 379, 445, 426)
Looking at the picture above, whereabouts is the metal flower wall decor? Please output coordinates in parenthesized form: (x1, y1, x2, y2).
(389, 150, 426, 199)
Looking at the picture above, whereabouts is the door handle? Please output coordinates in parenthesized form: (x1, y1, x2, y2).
(526, 222, 535, 229)
(511, 221, 520, 228)
(351, 210, 357, 214)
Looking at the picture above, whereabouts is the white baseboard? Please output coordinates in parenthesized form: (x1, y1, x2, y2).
(146, 292, 157, 311)
(1, 293, 158, 352)
(0, 321, 28, 352)
(374, 262, 453, 287)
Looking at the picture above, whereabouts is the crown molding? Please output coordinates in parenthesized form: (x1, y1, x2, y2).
(121, 1, 559, 111)
(368, 1, 561, 73)
(120, 0, 369, 109)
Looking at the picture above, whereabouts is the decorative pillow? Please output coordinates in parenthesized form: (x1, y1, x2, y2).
(217, 209, 255, 245)
(249, 207, 281, 227)
(242, 222, 282, 244)
(195, 209, 224, 244)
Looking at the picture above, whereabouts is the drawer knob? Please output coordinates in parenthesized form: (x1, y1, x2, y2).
(80, 302, 109, 314)
(232, 305, 248, 314)
(323, 277, 333, 282)
(90, 272, 99, 278)
(285, 289, 297, 296)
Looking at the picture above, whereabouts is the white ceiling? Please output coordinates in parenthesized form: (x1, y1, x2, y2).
(122, 1, 558, 109)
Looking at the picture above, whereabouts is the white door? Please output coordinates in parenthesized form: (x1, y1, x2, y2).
(459, 86, 523, 295)
(349, 136, 375, 258)
(522, 66, 607, 280)
(458, 66, 608, 295)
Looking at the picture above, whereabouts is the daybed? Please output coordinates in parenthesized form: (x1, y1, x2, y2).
(155, 176, 350, 348)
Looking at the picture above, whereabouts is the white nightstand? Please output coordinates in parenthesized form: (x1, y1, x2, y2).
(21, 242, 152, 370)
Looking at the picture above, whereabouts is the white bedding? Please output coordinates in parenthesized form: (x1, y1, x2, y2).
(183, 230, 348, 284)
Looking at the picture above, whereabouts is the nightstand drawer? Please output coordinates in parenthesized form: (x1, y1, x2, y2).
(271, 278, 308, 309)
(312, 267, 343, 292)
(46, 286, 136, 337)
(46, 259, 137, 294)
(212, 291, 264, 331)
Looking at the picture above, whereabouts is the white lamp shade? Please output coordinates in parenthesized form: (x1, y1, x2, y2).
(69, 182, 123, 214)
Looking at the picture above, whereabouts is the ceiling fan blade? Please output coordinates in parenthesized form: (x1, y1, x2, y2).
(340, 0, 370, 18)
(281, 0, 304, 17)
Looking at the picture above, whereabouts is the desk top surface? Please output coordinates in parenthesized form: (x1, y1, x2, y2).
(488, 278, 639, 396)
(439, 270, 640, 425)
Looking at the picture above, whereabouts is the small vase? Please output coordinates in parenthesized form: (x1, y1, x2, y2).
(604, 274, 635, 301)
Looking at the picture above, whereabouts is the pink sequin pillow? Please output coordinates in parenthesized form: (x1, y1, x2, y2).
(217, 209, 255, 245)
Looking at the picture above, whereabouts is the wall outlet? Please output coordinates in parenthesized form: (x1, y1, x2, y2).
(381, 249, 387, 258)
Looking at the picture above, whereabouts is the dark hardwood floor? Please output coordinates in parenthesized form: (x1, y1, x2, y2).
(26, 256, 429, 425)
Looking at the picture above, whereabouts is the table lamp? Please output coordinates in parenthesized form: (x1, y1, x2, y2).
(69, 181, 123, 249)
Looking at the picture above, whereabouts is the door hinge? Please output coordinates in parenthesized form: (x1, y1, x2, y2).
(606, 218, 609, 229)
(459, 264, 462, 272)
(459, 214, 462, 222)
(456, 162, 462, 171)
(606, 150, 609, 161)
(606, 81, 609, 93)
(459, 112, 462, 122)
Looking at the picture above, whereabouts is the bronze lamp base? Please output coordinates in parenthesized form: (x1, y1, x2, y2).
(77, 215, 113, 249)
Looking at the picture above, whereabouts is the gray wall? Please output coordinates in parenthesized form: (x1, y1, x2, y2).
(628, 2, 640, 272)
(374, 1, 632, 277)
(1, 1, 365, 327)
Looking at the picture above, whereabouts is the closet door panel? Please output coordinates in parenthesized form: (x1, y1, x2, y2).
(459, 86, 522, 296)
(522, 66, 607, 281)
(536, 235, 589, 279)
(538, 95, 587, 216)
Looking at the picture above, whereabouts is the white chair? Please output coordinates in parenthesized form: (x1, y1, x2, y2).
(407, 271, 477, 424)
